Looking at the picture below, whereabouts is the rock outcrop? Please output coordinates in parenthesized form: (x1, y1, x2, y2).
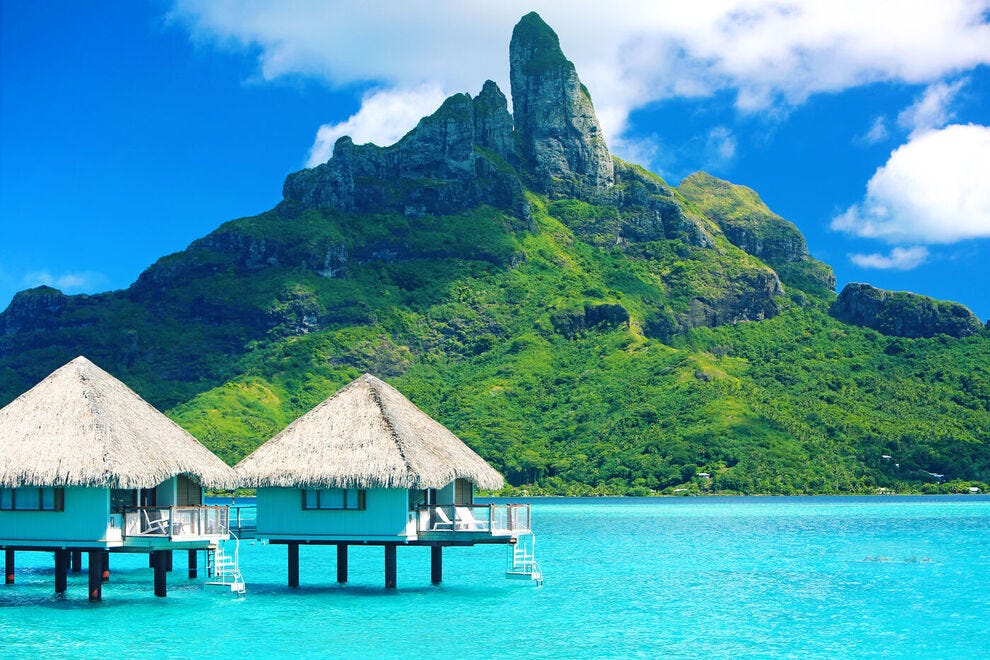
(283, 81, 529, 222)
(678, 172, 835, 294)
(509, 11, 613, 198)
(0, 286, 67, 335)
(830, 283, 984, 338)
(611, 161, 715, 248)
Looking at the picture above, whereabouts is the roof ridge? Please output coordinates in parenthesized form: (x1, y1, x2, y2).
(369, 381, 417, 488)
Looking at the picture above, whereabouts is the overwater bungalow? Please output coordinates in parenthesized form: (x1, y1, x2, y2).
(235, 373, 540, 588)
(0, 356, 241, 599)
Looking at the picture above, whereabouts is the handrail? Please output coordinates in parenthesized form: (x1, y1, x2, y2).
(415, 503, 531, 534)
(123, 505, 230, 539)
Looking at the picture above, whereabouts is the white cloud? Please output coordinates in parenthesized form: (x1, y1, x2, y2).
(169, 1, 990, 154)
(896, 79, 967, 137)
(849, 246, 929, 270)
(832, 124, 990, 243)
(306, 85, 448, 166)
(22, 271, 107, 293)
(860, 116, 890, 144)
(706, 127, 737, 163)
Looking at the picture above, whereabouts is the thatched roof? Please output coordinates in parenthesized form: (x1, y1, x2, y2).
(235, 374, 504, 490)
(0, 356, 237, 489)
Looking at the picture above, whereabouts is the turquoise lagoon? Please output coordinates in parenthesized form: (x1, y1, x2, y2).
(3, 496, 989, 658)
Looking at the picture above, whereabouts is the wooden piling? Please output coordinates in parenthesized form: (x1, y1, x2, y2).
(5, 548, 14, 584)
(101, 550, 110, 582)
(71, 550, 82, 573)
(287, 542, 300, 588)
(384, 544, 397, 589)
(54, 550, 68, 594)
(336, 544, 348, 584)
(152, 551, 167, 597)
(431, 545, 442, 585)
(165, 550, 173, 572)
(187, 549, 198, 579)
(87, 550, 102, 601)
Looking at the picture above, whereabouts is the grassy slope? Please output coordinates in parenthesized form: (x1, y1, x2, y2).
(161, 192, 989, 495)
(1, 172, 986, 495)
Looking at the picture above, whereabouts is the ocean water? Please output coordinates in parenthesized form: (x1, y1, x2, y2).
(2, 496, 989, 658)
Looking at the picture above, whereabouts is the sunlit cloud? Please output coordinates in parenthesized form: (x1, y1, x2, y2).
(169, 0, 990, 157)
(832, 124, 990, 244)
(896, 79, 967, 137)
(706, 127, 737, 164)
(306, 85, 449, 167)
(22, 271, 108, 294)
(849, 246, 929, 270)
(860, 116, 890, 144)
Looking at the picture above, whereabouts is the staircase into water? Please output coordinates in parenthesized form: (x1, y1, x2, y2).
(205, 534, 246, 595)
(506, 533, 543, 585)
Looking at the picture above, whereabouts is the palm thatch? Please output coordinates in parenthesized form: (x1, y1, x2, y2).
(0, 356, 237, 489)
(236, 373, 504, 490)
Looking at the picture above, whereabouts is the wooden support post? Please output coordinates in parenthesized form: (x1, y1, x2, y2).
(5, 549, 14, 584)
(101, 550, 110, 582)
(149, 554, 155, 568)
(71, 550, 82, 573)
(187, 550, 198, 579)
(87, 550, 102, 601)
(336, 544, 348, 584)
(165, 550, 173, 572)
(384, 544, 397, 589)
(287, 542, 300, 588)
(152, 551, 167, 597)
(54, 550, 68, 594)
(431, 545, 442, 585)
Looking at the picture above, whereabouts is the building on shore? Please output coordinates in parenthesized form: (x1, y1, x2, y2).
(235, 373, 540, 588)
(0, 356, 240, 599)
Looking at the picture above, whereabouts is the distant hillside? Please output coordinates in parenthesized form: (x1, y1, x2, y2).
(1, 12, 987, 495)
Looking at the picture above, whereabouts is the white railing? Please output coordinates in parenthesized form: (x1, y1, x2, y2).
(416, 503, 531, 535)
(123, 506, 229, 539)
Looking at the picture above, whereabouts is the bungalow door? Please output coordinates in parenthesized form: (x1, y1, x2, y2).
(176, 475, 203, 506)
(454, 479, 473, 506)
(139, 488, 157, 508)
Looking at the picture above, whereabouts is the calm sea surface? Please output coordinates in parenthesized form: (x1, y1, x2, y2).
(2, 496, 989, 658)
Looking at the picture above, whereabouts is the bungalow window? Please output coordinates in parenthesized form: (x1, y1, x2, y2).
(0, 487, 65, 511)
(302, 488, 366, 510)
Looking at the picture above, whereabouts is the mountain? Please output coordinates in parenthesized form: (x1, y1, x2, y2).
(1, 13, 987, 495)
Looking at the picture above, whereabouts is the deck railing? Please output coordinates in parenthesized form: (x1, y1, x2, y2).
(416, 503, 531, 535)
(123, 506, 229, 539)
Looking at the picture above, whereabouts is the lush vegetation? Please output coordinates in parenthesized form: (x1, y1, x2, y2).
(1, 175, 987, 497)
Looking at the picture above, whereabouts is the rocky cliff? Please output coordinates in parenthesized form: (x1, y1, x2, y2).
(283, 81, 530, 222)
(284, 11, 618, 217)
(509, 11, 614, 197)
(830, 283, 984, 338)
(0, 286, 68, 335)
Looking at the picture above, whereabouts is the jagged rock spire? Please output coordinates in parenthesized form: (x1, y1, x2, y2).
(282, 81, 528, 220)
(509, 11, 613, 197)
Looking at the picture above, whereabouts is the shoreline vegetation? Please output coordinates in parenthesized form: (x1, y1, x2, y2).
(214, 481, 988, 499)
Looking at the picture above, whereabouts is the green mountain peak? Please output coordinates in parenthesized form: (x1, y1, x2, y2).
(1, 14, 987, 496)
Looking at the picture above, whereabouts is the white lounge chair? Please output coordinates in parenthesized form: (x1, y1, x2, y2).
(454, 507, 489, 532)
(431, 507, 455, 531)
(142, 509, 170, 535)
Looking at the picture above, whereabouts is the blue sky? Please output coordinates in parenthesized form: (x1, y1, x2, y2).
(2, 1, 989, 320)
